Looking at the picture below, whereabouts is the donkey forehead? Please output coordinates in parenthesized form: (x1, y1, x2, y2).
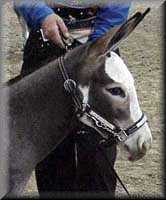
(105, 51, 134, 90)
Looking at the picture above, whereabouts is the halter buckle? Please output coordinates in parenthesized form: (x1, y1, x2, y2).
(116, 129, 128, 142)
(64, 79, 77, 93)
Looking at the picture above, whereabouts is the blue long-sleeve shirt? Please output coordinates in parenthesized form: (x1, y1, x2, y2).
(14, 0, 131, 41)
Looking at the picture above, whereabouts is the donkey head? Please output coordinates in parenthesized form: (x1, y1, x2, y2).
(73, 9, 152, 161)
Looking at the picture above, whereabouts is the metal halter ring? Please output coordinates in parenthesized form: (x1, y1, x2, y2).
(64, 79, 77, 93)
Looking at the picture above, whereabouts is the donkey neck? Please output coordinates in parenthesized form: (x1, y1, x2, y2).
(8, 50, 82, 166)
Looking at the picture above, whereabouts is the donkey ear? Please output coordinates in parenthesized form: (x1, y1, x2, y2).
(89, 8, 151, 56)
(107, 8, 151, 52)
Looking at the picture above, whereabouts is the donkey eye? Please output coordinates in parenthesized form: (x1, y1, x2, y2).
(108, 87, 125, 98)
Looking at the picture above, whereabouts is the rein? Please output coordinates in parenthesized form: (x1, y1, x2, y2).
(57, 53, 147, 197)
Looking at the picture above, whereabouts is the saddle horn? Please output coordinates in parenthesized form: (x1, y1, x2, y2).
(107, 7, 151, 53)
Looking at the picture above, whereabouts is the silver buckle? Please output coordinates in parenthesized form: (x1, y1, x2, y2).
(116, 129, 128, 142)
(64, 79, 76, 93)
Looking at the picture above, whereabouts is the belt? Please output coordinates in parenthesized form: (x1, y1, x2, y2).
(53, 7, 97, 29)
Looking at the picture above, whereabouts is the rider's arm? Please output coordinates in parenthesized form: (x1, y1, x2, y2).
(14, 0, 131, 32)
(13, 0, 131, 46)
(13, 0, 54, 30)
(14, 0, 69, 48)
(89, 1, 132, 41)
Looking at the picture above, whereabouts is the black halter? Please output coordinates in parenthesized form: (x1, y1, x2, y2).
(58, 56, 148, 145)
(57, 53, 147, 198)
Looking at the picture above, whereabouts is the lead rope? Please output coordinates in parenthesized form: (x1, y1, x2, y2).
(58, 50, 131, 197)
(77, 127, 131, 197)
(97, 145, 131, 197)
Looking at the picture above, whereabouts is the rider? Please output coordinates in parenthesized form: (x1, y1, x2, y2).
(13, 0, 132, 195)
(14, 0, 131, 46)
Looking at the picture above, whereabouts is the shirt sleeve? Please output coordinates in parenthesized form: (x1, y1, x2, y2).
(14, 0, 131, 37)
(88, 1, 132, 41)
(13, 0, 54, 30)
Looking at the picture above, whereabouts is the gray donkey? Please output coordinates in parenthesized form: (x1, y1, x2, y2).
(0, 9, 152, 198)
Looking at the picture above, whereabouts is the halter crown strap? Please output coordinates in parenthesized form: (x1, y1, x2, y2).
(58, 56, 83, 110)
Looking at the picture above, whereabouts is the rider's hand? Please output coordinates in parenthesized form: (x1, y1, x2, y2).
(41, 13, 69, 48)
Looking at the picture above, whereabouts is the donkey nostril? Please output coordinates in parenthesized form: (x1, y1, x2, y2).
(141, 142, 147, 154)
(140, 140, 152, 155)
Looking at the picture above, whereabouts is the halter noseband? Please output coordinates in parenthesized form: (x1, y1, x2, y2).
(58, 56, 148, 145)
(77, 105, 147, 145)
